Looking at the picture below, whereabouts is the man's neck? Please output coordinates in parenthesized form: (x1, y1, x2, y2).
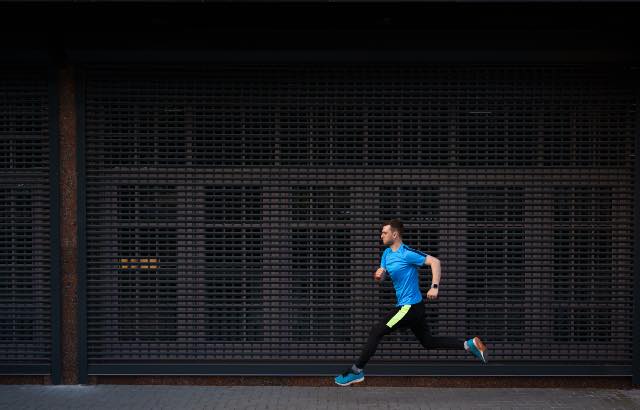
(390, 241, 402, 252)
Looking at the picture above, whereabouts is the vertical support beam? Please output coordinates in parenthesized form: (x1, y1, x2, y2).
(59, 60, 79, 385)
(76, 67, 88, 385)
(634, 66, 640, 386)
(48, 56, 62, 386)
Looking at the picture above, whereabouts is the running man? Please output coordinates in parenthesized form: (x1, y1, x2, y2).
(335, 219, 488, 386)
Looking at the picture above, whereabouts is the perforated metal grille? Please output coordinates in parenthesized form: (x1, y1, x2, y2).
(83, 64, 635, 368)
(0, 66, 52, 369)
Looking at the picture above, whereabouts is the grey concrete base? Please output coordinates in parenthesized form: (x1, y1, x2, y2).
(1, 385, 640, 410)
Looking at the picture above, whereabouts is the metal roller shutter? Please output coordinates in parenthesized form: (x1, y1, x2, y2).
(82, 64, 635, 374)
(0, 66, 53, 374)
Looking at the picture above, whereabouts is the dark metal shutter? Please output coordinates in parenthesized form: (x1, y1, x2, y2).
(0, 66, 52, 374)
(82, 64, 635, 375)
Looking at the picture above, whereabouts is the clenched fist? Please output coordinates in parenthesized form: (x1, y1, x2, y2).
(427, 287, 439, 300)
(374, 267, 386, 282)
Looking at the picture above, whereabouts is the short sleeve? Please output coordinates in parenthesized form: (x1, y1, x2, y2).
(405, 248, 427, 267)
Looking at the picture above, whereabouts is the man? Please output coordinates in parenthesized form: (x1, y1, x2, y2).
(335, 219, 488, 386)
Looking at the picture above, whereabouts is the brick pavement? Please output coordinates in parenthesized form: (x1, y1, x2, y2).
(1, 385, 640, 410)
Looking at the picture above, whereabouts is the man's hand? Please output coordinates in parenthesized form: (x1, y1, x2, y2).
(427, 287, 439, 300)
(374, 267, 386, 282)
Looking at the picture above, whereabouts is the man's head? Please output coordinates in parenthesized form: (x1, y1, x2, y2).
(380, 219, 404, 246)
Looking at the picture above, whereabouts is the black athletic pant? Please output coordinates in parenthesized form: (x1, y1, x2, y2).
(355, 300, 465, 369)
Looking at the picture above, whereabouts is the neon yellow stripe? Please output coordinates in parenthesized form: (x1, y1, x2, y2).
(386, 305, 411, 328)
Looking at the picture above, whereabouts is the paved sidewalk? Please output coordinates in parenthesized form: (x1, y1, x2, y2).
(1, 385, 640, 410)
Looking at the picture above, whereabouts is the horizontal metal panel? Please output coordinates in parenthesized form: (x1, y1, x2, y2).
(88, 363, 632, 377)
(83, 64, 635, 373)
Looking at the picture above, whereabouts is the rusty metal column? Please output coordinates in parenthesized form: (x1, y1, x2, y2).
(58, 61, 79, 385)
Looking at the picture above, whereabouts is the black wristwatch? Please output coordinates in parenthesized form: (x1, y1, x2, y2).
(431, 284, 439, 289)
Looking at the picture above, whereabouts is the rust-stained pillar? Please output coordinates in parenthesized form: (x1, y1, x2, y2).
(59, 61, 79, 385)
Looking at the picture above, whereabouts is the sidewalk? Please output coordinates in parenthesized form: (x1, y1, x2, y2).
(1, 384, 640, 410)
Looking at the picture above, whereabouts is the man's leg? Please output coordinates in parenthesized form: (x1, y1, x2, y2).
(410, 310, 489, 363)
(410, 313, 465, 349)
(354, 305, 411, 369)
(335, 305, 413, 385)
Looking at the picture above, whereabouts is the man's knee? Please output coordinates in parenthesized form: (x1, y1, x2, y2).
(369, 323, 390, 338)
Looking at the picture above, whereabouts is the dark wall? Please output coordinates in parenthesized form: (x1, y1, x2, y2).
(0, 2, 639, 59)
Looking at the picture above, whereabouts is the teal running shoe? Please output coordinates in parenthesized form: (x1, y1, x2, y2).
(334, 367, 364, 386)
(466, 336, 488, 363)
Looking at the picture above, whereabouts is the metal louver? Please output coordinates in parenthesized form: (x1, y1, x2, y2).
(0, 66, 53, 374)
(81, 64, 635, 375)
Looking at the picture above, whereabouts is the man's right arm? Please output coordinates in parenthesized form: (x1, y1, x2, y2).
(374, 267, 386, 281)
(375, 250, 388, 281)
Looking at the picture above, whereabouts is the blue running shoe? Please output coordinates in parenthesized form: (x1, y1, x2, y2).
(465, 336, 488, 364)
(334, 367, 364, 386)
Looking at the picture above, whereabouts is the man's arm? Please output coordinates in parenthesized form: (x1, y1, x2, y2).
(425, 255, 441, 285)
(425, 256, 441, 300)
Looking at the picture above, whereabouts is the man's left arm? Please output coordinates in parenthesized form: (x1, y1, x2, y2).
(425, 255, 440, 300)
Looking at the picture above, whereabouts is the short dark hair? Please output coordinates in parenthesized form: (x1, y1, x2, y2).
(382, 219, 404, 236)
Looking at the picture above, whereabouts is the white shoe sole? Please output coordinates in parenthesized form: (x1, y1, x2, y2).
(473, 337, 489, 364)
(335, 376, 364, 386)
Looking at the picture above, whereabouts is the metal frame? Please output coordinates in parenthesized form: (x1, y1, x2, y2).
(76, 66, 88, 385)
(48, 54, 62, 385)
(0, 365, 51, 375)
(89, 363, 631, 377)
(633, 66, 640, 385)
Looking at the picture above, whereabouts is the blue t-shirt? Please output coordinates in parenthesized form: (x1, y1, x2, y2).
(380, 243, 428, 306)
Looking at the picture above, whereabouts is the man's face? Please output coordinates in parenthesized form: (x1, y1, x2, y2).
(380, 225, 398, 246)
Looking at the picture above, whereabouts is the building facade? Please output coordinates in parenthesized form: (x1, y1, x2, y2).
(1, 1, 639, 385)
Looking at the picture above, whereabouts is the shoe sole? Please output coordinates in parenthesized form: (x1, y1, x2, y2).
(473, 337, 489, 363)
(335, 376, 364, 386)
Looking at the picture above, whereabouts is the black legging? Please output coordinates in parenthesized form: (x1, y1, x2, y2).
(355, 300, 465, 369)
